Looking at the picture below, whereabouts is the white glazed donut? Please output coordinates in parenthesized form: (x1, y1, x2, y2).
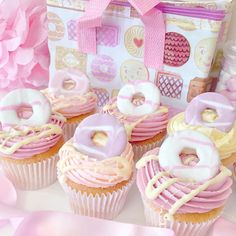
(116, 81, 160, 116)
(0, 89, 51, 128)
(49, 69, 89, 96)
(159, 130, 220, 182)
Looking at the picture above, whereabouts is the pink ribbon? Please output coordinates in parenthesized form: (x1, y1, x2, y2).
(77, 0, 165, 70)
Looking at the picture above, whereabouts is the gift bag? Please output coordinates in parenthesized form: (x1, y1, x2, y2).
(47, 0, 234, 108)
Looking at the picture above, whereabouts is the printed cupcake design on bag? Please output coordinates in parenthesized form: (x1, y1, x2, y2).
(164, 32, 190, 67)
(124, 26, 144, 58)
(56, 46, 87, 71)
(91, 55, 117, 82)
(120, 59, 149, 83)
(47, 12, 65, 41)
(156, 71, 183, 99)
(194, 37, 217, 73)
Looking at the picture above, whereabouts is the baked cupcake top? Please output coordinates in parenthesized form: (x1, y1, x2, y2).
(168, 92, 236, 160)
(136, 130, 232, 221)
(43, 69, 97, 119)
(103, 81, 168, 142)
(58, 113, 134, 188)
(0, 89, 65, 159)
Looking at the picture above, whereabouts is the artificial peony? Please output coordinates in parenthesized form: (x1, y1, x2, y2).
(0, 0, 49, 92)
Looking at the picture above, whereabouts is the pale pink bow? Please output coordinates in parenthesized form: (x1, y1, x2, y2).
(77, 0, 165, 69)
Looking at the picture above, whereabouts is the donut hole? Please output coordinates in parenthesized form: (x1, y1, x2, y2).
(201, 108, 218, 123)
(16, 104, 33, 119)
(62, 78, 76, 90)
(179, 148, 199, 167)
(131, 92, 145, 106)
(91, 131, 108, 147)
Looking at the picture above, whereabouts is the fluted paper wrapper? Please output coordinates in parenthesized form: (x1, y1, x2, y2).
(59, 177, 134, 220)
(0, 153, 59, 190)
(63, 121, 80, 141)
(132, 137, 165, 161)
(143, 200, 219, 236)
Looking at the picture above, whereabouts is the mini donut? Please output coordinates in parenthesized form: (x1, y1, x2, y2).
(47, 12, 65, 41)
(0, 89, 51, 128)
(185, 92, 236, 132)
(73, 113, 127, 160)
(159, 130, 220, 182)
(48, 69, 89, 96)
(91, 55, 116, 82)
(116, 81, 160, 116)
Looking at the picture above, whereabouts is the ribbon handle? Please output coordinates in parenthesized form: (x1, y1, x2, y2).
(77, 0, 165, 70)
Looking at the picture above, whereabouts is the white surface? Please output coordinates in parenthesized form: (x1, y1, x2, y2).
(0, 178, 236, 236)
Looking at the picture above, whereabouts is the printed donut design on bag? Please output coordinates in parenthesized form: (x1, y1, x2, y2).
(164, 32, 190, 67)
(47, 12, 65, 41)
(91, 55, 116, 82)
(120, 59, 149, 83)
(56, 46, 87, 71)
(124, 26, 144, 58)
(156, 71, 183, 99)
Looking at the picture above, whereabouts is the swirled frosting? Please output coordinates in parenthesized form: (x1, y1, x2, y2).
(0, 113, 65, 159)
(136, 148, 232, 218)
(42, 89, 97, 118)
(103, 99, 168, 142)
(168, 113, 236, 160)
(57, 140, 134, 188)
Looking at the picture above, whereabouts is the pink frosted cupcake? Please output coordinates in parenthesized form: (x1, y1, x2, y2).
(57, 113, 134, 219)
(0, 89, 65, 190)
(43, 69, 97, 141)
(136, 130, 232, 236)
(103, 81, 168, 160)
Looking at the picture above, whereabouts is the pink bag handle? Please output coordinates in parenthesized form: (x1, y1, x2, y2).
(77, 0, 165, 70)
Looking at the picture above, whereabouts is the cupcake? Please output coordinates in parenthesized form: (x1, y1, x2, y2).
(43, 69, 97, 141)
(220, 78, 236, 108)
(103, 81, 168, 160)
(57, 113, 134, 219)
(136, 130, 232, 236)
(0, 88, 65, 190)
(168, 92, 236, 166)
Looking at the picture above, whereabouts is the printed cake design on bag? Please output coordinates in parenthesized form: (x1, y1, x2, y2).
(67, 20, 119, 47)
(194, 37, 218, 73)
(48, 12, 65, 41)
(164, 32, 190, 67)
(91, 55, 116, 82)
(90, 87, 110, 107)
(156, 71, 183, 99)
(120, 59, 149, 83)
(56, 46, 87, 71)
(187, 77, 213, 102)
(124, 25, 144, 58)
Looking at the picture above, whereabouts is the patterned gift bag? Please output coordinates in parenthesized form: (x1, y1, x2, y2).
(47, 0, 234, 108)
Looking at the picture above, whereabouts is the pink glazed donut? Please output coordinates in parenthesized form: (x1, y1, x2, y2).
(48, 69, 89, 96)
(185, 92, 236, 132)
(73, 114, 127, 160)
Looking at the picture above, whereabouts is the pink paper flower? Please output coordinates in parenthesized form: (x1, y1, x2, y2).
(0, 0, 49, 92)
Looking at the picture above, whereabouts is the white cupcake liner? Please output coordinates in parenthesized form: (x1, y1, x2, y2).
(0, 153, 59, 190)
(131, 136, 165, 161)
(59, 175, 135, 219)
(63, 121, 80, 141)
(143, 200, 220, 236)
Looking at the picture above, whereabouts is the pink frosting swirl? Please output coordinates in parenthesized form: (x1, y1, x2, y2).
(136, 148, 232, 214)
(0, 113, 65, 159)
(103, 99, 168, 142)
(58, 141, 134, 188)
(43, 90, 97, 118)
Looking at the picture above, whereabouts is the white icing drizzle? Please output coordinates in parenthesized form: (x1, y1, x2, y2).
(0, 124, 62, 155)
(136, 155, 159, 169)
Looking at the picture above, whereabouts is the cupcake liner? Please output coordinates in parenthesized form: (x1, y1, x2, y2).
(0, 153, 59, 190)
(143, 200, 220, 236)
(131, 136, 165, 161)
(63, 121, 80, 141)
(59, 175, 135, 219)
